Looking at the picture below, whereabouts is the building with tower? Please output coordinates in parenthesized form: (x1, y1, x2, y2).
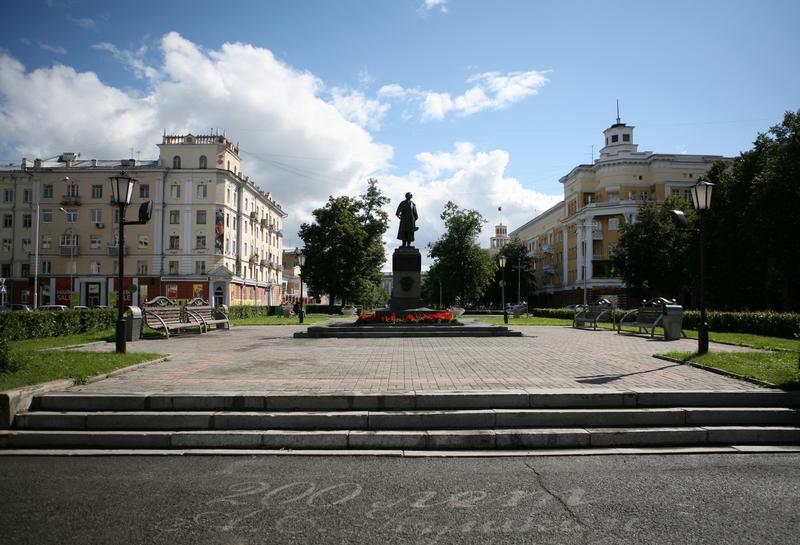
(510, 113, 730, 307)
(0, 132, 286, 308)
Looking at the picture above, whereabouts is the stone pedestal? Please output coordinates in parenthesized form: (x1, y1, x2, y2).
(389, 246, 425, 310)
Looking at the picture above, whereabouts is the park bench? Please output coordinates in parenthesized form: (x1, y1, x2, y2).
(573, 299, 613, 330)
(616, 298, 673, 337)
(143, 296, 203, 339)
(511, 303, 528, 318)
(186, 297, 230, 332)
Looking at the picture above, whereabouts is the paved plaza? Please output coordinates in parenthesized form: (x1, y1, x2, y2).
(69, 322, 760, 394)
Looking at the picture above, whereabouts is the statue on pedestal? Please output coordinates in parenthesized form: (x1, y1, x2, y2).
(396, 192, 418, 248)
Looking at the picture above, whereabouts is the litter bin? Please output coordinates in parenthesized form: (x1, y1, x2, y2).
(662, 304, 683, 340)
(126, 306, 143, 341)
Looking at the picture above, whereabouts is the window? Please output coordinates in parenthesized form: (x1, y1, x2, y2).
(607, 191, 619, 204)
(22, 239, 31, 253)
(197, 184, 207, 199)
(168, 261, 179, 275)
(640, 191, 648, 201)
(684, 189, 692, 202)
(42, 235, 51, 249)
(138, 235, 149, 249)
(21, 263, 30, 276)
(41, 260, 51, 274)
(42, 209, 53, 223)
(23, 214, 32, 228)
(137, 260, 148, 274)
(66, 184, 79, 197)
(91, 185, 103, 198)
(60, 233, 78, 247)
(90, 262, 101, 274)
(608, 218, 620, 231)
(1, 239, 10, 252)
(226, 213, 230, 227)
(42, 184, 53, 198)
(199, 155, 207, 169)
(23, 189, 32, 203)
(196, 235, 206, 249)
(0, 264, 10, 277)
(91, 209, 102, 223)
(170, 184, 181, 199)
(226, 188, 230, 202)
(113, 209, 120, 224)
(196, 210, 207, 224)
(195, 261, 206, 275)
(65, 209, 77, 223)
(622, 134, 630, 142)
(170, 210, 180, 224)
(169, 235, 180, 250)
(611, 134, 619, 143)
(173, 155, 181, 169)
(139, 184, 150, 198)
(3, 189, 13, 202)
(90, 235, 101, 249)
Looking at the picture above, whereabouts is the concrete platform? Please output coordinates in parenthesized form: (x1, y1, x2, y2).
(296, 318, 523, 338)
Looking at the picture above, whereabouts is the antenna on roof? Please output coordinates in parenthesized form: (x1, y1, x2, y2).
(616, 99, 621, 124)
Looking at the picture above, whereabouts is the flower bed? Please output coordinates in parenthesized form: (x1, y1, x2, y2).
(357, 310, 457, 324)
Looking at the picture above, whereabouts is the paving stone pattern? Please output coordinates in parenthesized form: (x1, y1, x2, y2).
(69, 324, 760, 394)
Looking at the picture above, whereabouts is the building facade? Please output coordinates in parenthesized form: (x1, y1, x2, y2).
(0, 132, 286, 308)
(511, 117, 729, 307)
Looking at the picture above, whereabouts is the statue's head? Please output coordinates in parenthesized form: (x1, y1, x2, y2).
(405, 192, 413, 200)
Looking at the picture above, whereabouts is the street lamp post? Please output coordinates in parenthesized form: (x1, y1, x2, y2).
(690, 178, 714, 355)
(295, 247, 305, 324)
(109, 172, 136, 354)
(499, 254, 508, 324)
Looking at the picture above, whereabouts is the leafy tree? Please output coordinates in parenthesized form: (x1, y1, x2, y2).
(424, 202, 496, 307)
(481, 238, 536, 307)
(611, 195, 696, 302)
(299, 179, 389, 305)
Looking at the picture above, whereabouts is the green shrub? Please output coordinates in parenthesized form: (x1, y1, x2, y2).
(227, 305, 283, 319)
(0, 335, 15, 373)
(305, 304, 342, 315)
(531, 308, 576, 320)
(681, 310, 800, 339)
(0, 308, 116, 341)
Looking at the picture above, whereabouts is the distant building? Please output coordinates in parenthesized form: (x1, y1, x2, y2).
(487, 223, 510, 255)
(511, 115, 730, 307)
(0, 132, 286, 307)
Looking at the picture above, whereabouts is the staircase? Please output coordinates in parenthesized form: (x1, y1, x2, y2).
(2, 390, 799, 452)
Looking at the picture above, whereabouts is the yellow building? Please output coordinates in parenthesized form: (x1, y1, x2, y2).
(0, 132, 286, 308)
(511, 116, 729, 307)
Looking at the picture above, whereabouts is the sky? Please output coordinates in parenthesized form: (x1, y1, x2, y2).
(1, 0, 798, 269)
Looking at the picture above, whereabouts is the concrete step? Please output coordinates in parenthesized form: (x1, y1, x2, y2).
(2, 426, 799, 450)
(13, 407, 799, 431)
(30, 390, 800, 413)
(297, 323, 523, 338)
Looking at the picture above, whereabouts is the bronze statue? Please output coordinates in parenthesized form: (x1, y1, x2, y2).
(396, 192, 418, 247)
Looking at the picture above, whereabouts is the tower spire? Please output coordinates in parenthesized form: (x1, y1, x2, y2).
(616, 99, 621, 124)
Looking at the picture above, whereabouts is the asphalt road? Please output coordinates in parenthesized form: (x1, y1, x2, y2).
(1, 453, 798, 545)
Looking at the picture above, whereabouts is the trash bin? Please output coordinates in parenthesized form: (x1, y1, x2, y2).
(662, 304, 683, 340)
(126, 306, 143, 341)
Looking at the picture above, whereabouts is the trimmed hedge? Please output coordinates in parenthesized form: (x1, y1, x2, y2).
(305, 304, 343, 315)
(680, 310, 799, 339)
(0, 308, 117, 342)
(227, 305, 283, 319)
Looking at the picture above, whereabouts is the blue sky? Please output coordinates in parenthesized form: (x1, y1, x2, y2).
(1, 0, 798, 257)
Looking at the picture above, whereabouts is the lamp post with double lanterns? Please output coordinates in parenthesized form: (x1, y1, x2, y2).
(108, 171, 153, 353)
(499, 254, 508, 324)
(690, 178, 714, 355)
(295, 247, 306, 324)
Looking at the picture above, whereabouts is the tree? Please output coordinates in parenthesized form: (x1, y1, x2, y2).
(611, 195, 696, 302)
(424, 202, 496, 307)
(299, 179, 389, 306)
(481, 238, 536, 307)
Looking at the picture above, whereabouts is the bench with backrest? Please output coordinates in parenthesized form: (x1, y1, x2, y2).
(616, 298, 672, 337)
(143, 296, 203, 338)
(573, 300, 613, 330)
(185, 297, 230, 332)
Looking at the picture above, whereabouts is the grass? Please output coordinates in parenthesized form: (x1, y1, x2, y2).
(665, 350, 800, 389)
(682, 330, 799, 352)
(475, 315, 575, 326)
(1, 330, 163, 391)
(230, 313, 336, 326)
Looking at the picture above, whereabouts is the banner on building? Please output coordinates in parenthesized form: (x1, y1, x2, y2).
(215, 208, 224, 255)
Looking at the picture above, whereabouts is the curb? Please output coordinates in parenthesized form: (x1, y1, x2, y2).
(0, 356, 168, 429)
(653, 354, 777, 388)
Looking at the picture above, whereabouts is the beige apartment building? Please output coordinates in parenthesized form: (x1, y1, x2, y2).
(511, 117, 729, 307)
(0, 132, 286, 308)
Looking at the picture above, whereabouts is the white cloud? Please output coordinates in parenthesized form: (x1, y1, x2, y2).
(67, 16, 97, 31)
(419, 0, 448, 15)
(378, 70, 549, 121)
(37, 41, 67, 55)
(92, 42, 159, 80)
(0, 33, 392, 249)
(330, 88, 391, 130)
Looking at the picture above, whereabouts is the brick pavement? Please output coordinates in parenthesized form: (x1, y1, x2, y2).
(69, 324, 761, 393)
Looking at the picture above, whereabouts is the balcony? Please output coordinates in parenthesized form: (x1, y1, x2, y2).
(107, 246, 129, 256)
(59, 245, 81, 257)
(259, 259, 268, 267)
(542, 244, 554, 254)
(249, 211, 258, 221)
(260, 218, 269, 229)
(60, 195, 81, 206)
(248, 254, 259, 264)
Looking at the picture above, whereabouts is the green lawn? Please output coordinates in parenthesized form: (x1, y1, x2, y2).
(230, 313, 336, 326)
(682, 330, 799, 352)
(1, 330, 163, 391)
(475, 315, 575, 326)
(665, 350, 800, 389)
